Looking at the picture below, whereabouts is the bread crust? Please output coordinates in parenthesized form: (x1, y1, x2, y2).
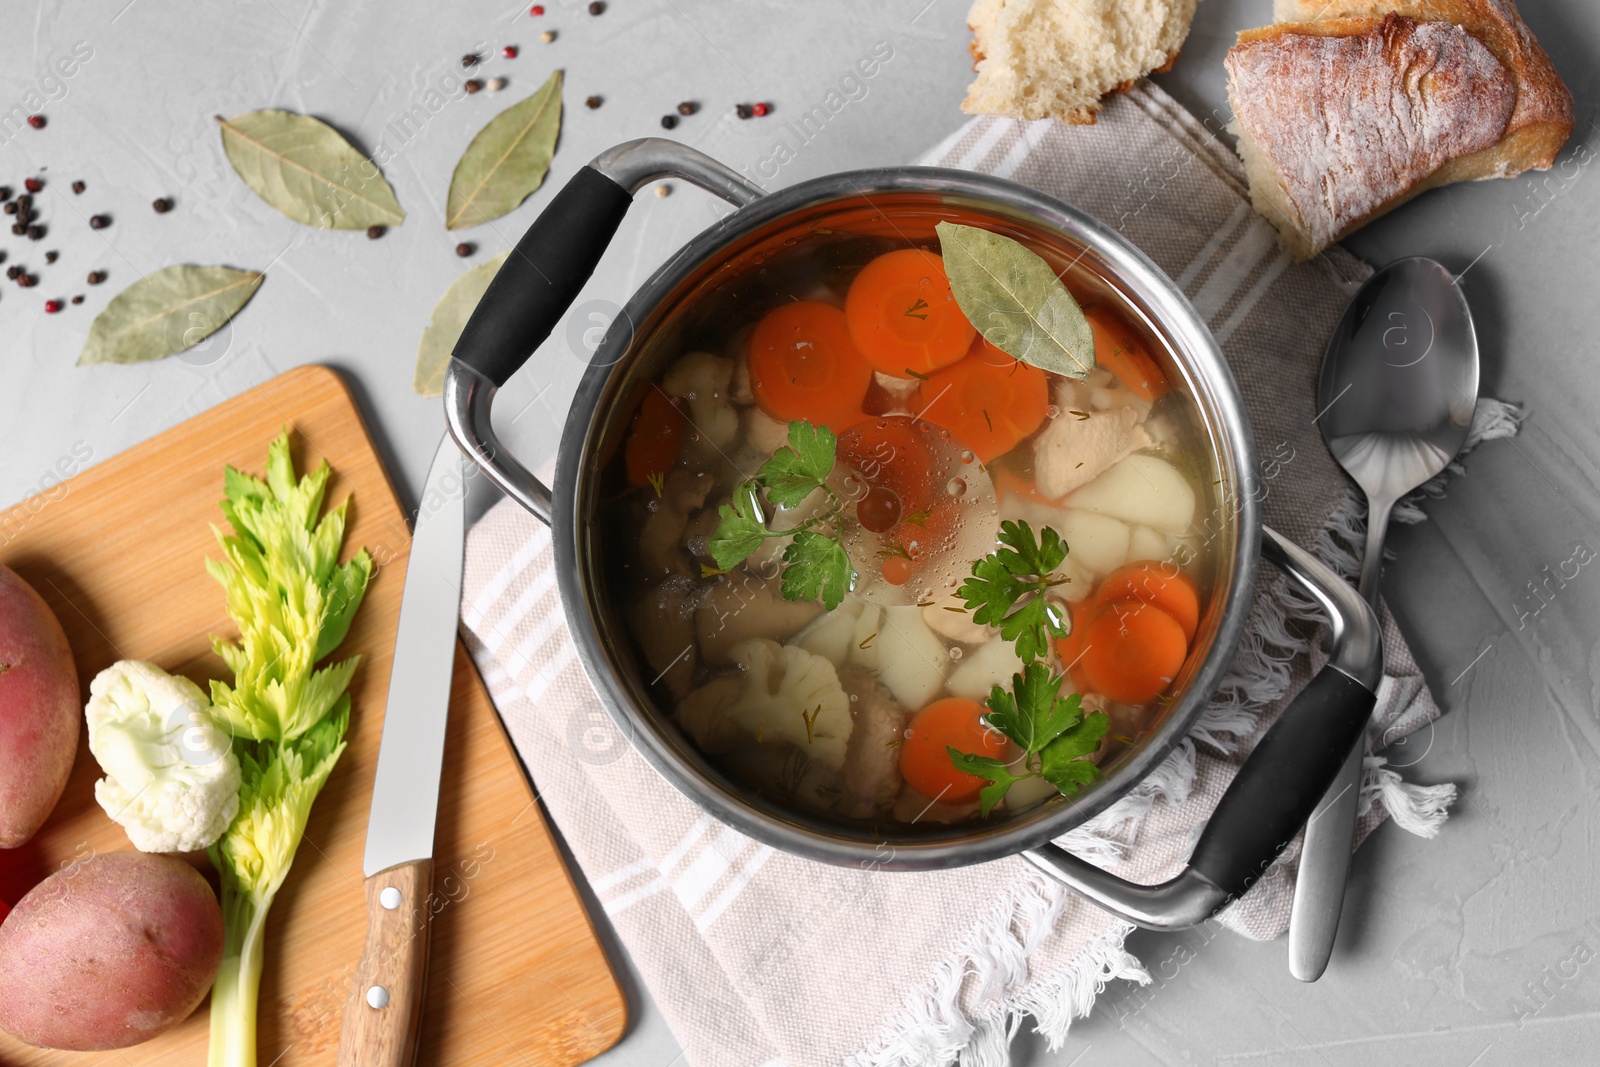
(1271, 0, 1573, 167)
(1228, 1, 1573, 259)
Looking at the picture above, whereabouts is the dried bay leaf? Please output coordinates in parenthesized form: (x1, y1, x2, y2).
(218, 109, 405, 229)
(446, 70, 562, 230)
(78, 265, 264, 365)
(414, 251, 510, 396)
(935, 220, 1094, 379)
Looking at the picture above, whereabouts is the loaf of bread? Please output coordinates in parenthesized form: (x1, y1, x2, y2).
(1227, 0, 1573, 260)
(963, 0, 1201, 125)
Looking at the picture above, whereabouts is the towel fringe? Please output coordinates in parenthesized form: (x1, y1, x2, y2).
(1362, 755, 1457, 838)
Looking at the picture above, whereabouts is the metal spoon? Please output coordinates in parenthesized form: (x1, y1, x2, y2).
(1288, 257, 1480, 981)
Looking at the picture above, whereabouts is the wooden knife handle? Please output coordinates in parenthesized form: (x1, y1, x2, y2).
(336, 859, 433, 1067)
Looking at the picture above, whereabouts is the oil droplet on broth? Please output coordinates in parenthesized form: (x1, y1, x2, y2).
(1046, 404, 1061, 420)
(960, 450, 975, 465)
(946, 478, 967, 497)
(949, 646, 964, 661)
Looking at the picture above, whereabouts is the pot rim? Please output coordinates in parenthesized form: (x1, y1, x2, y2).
(552, 166, 1263, 871)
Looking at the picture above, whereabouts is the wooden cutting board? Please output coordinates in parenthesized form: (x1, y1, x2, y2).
(0, 365, 625, 1065)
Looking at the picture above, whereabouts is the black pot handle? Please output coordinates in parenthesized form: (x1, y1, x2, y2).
(452, 166, 634, 390)
(444, 139, 763, 523)
(1023, 525, 1383, 928)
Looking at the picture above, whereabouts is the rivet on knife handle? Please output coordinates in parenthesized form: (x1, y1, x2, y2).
(336, 859, 434, 1067)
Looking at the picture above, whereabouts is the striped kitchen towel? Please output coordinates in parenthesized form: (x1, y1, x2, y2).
(457, 81, 1506, 1067)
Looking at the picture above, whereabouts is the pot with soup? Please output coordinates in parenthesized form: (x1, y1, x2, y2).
(444, 139, 1382, 929)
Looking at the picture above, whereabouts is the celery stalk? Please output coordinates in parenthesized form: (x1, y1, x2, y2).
(203, 430, 371, 1067)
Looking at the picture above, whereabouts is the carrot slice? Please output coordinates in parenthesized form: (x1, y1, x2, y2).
(1094, 561, 1201, 643)
(892, 498, 957, 582)
(1076, 598, 1188, 705)
(748, 300, 874, 431)
(845, 249, 975, 379)
(623, 388, 687, 487)
(1054, 598, 1103, 684)
(838, 416, 940, 515)
(1087, 305, 1169, 402)
(900, 697, 1010, 804)
(914, 338, 1050, 464)
(991, 466, 1057, 506)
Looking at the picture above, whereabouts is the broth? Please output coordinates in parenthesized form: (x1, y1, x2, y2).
(599, 219, 1220, 827)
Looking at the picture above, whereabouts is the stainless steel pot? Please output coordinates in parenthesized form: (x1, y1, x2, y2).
(445, 139, 1382, 929)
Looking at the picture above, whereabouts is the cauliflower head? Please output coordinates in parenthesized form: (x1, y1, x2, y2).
(718, 638, 853, 769)
(87, 660, 242, 853)
(662, 351, 739, 451)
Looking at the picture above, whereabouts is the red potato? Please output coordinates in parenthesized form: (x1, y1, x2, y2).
(0, 851, 223, 1051)
(0, 563, 80, 848)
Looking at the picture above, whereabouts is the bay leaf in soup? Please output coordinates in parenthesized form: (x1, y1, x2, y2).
(218, 109, 405, 229)
(415, 250, 511, 396)
(78, 265, 264, 365)
(935, 221, 1094, 379)
(446, 70, 562, 230)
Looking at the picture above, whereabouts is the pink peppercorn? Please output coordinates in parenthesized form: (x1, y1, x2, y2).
(27, 115, 45, 129)
(44, 299, 62, 313)
(752, 102, 771, 117)
(530, 4, 544, 13)
(503, 45, 519, 58)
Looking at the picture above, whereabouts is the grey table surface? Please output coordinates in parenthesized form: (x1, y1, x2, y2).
(2, 1, 1597, 1064)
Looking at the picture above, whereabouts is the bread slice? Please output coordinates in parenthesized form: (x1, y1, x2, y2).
(1227, 3, 1573, 260)
(963, 0, 1201, 125)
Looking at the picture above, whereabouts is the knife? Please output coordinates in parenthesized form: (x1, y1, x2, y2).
(337, 434, 466, 1067)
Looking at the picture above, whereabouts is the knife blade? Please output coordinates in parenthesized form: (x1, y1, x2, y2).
(336, 434, 466, 1067)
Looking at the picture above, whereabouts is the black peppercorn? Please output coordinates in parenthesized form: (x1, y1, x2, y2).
(0, 186, 10, 201)
(660, 114, 678, 130)
(10, 223, 23, 236)
(17, 274, 36, 288)
(16, 194, 31, 210)
(676, 101, 698, 116)
(45, 251, 57, 263)
(87, 270, 106, 284)
(70, 180, 85, 194)
(462, 53, 480, 68)
(5, 266, 18, 280)
(152, 197, 173, 213)
(735, 103, 754, 119)
(89, 214, 110, 229)
(585, 95, 602, 109)
(455, 242, 474, 257)
(367, 225, 386, 239)
(27, 225, 44, 240)
(465, 79, 484, 94)
(71, 294, 83, 304)
(588, 1, 605, 13)
(2, 203, 14, 216)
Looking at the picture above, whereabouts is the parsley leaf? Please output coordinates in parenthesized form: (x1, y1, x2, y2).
(994, 519, 1066, 578)
(957, 519, 1070, 664)
(781, 531, 853, 610)
(983, 663, 1084, 755)
(961, 554, 1028, 628)
(705, 422, 857, 607)
(947, 749, 1024, 817)
(757, 421, 837, 508)
(707, 481, 769, 571)
(997, 596, 1064, 665)
(1038, 711, 1109, 796)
